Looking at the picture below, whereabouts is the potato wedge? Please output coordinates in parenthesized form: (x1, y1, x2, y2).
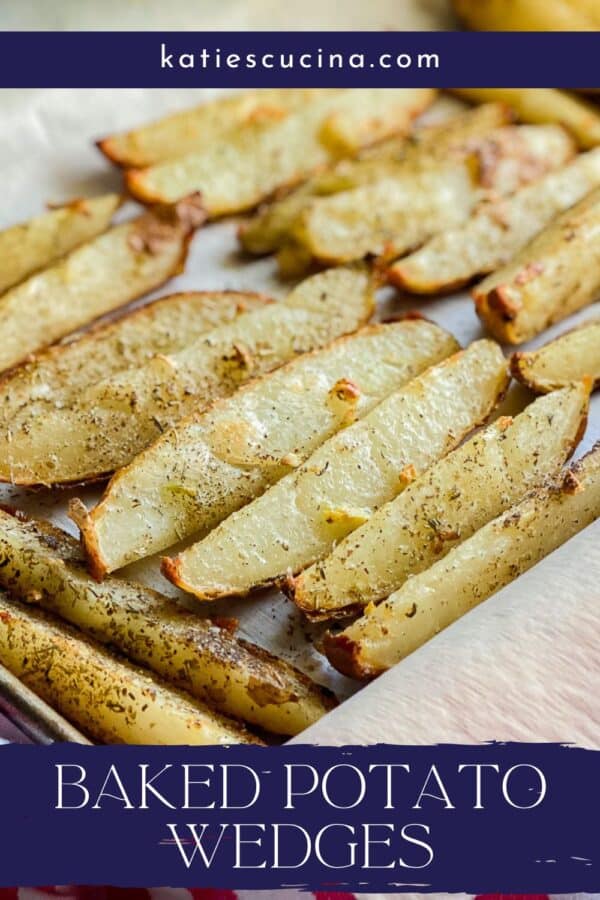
(0, 594, 260, 745)
(452, 89, 600, 149)
(511, 318, 600, 392)
(0, 291, 270, 430)
(288, 125, 574, 266)
(291, 382, 590, 619)
(0, 510, 334, 735)
(474, 187, 600, 344)
(98, 89, 327, 167)
(164, 340, 508, 601)
(0, 267, 373, 486)
(453, 0, 597, 31)
(326, 443, 600, 679)
(75, 319, 459, 576)
(239, 103, 512, 256)
(0, 194, 121, 294)
(126, 89, 435, 212)
(0, 195, 205, 374)
(388, 149, 600, 294)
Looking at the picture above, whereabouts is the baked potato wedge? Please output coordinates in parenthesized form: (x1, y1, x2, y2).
(0, 291, 270, 430)
(474, 187, 600, 344)
(98, 89, 326, 167)
(388, 148, 600, 294)
(325, 443, 600, 679)
(452, 89, 600, 149)
(0, 194, 121, 294)
(126, 89, 435, 212)
(291, 381, 590, 620)
(0, 593, 260, 745)
(511, 318, 600, 392)
(75, 319, 458, 576)
(0, 267, 373, 486)
(239, 103, 511, 256)
(0, 510, 334, 736)
(0, 195, 205, 374)
(453, 0, 598, 31)
(164, 340, 508, 601)
(288, 124, 574, 267)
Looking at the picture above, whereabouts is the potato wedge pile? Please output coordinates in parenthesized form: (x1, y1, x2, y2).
(0, 194, 205, 373)
(325, 442, 600, 678)
(239, 103, 513, 257)
(291, 382, 590, 619)
(163, 340, 509, 600)
(119, 89, 436, 213)
(0, 593, 260, 745)
(0, 267, 373, 485)
(76, 317, 459, 576)
(0, 290, 271, 429)
(0, 509, 335, 736)
(0, 88, 598, 746)
(388, 148, 600, 294)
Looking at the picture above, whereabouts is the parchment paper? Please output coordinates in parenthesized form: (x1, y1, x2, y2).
(1, 88, 598, 731)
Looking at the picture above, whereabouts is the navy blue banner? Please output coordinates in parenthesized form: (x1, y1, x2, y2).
(0, 31, 598, 88)
(0, 742, 596, 891)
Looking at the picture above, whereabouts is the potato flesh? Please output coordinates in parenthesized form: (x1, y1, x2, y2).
(388, 148, 600, 293)
(0, 512, 334, 736)
(0, 194, 120, 294)
(82, 320, 458, 574)
(0, 594, 259, 745)
(452, 88, 600, 148)
(511, 319, 600, 392)
(126, 89, 435, 212)
(240, 103, 512, 256)
(0, 267, 373, 485)
(165, 340, 508, 600)
(0, 205, 199, 373)
(292, 125, 574, 265)
(99, 89, 327, 167)
(328, 446, 600, 678)
(0, 291, 270, 429)
(292, 382, 589, 618)
(475, 186, 600, 344)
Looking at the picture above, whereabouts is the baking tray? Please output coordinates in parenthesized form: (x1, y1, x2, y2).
(1, 88, 598, 746)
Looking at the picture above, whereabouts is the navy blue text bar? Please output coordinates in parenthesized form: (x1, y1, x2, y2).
(0, 31, 598, 88)
(0, 742, 597, 891)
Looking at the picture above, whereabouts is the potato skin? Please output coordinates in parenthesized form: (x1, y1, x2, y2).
(0, 593, 261, 745)
(0, 508, 336, 736)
